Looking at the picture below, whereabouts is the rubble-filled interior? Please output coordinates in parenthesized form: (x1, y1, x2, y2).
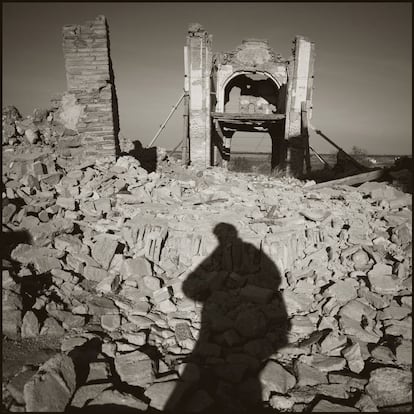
(224, 73, 280, 115)
(2, 15, 412, 414)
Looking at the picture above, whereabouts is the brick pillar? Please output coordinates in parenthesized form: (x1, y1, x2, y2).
(187, 23, 212, 167)
(285, 36, 315, 176)
(62, 15, 119, 159)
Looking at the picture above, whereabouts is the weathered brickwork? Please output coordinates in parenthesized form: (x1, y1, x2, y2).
(62, 15, 119, 158)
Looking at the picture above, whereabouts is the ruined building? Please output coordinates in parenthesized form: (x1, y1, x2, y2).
(182, 23, 315, 176)
(59, 17, 314, 177)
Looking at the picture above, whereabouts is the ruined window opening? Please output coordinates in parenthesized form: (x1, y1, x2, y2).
(224, 73, 279, 115)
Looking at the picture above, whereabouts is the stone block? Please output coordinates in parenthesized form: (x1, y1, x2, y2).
(91, 235, 119, 269)
(114, 351, 155, 387)
(366, 367, 412, 407)
(21, 311, 40, 338)
(23, 354, 76, 412)
(2, 310, 22, 339)
(260, 360, 296, 394)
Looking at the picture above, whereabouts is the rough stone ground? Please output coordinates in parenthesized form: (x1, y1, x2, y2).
(2, 106, 413, 412)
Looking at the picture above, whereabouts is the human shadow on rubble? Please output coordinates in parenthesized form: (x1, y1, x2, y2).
(164, 223, 290, 413)
(126, 140, 157, 173)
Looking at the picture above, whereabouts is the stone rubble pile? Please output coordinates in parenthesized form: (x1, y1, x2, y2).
(2, 149, 412, 412)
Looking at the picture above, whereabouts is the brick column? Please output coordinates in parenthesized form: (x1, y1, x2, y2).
(187, 24, 212, 167)
(285, 36, 315, 176)
(62, 15, 119, 159)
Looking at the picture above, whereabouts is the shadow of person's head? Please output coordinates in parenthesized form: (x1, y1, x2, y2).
(212, 222, 238, 244)
(128, 140, 157, 173)
(132, 140, 143, 152)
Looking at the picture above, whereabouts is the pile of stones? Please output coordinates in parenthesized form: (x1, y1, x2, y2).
(2, 143, 412, 411)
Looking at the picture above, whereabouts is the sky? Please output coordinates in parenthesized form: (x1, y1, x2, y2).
(2, 2, 412, 155)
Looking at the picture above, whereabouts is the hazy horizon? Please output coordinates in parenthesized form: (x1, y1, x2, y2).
(3, 3, 412, 155)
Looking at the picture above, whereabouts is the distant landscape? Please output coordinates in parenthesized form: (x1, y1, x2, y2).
(169, 151, 401, 175)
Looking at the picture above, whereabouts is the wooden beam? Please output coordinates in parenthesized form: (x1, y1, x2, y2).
(211, 112, 285, 121)
(306, 169, 385, 190)
(301, 102, 311, 174)
(309, 125, 368, 172)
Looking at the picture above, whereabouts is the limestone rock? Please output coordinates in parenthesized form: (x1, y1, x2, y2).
(23, 354, 76, 412)
(366, 367, 412, 407)
(114, 350, 155, 387)
(70, 383, 111, 408)
(144, 381, 188, 411)
(86, 389, 148, 410)
(260, 360, 296, 394)
(21, 311, 40, 338)
(3, 310, 22, 339)
(295, 361, 328, 387)
(91, 235, 119, 270)
(342, 343, 364, 373)
(311, 399, 358, 412)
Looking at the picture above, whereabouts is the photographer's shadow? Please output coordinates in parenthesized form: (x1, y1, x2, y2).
(165, 223, 290, 413)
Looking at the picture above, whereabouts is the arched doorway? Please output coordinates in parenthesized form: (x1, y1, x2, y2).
(212, 71, 286, 171)
(224, 72, 280, 115)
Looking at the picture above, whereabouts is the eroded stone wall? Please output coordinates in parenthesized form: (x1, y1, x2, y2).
(187, 24, 212, 167)
(62, 15, 119, 159)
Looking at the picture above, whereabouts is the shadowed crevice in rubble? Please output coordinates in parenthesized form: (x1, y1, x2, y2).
(164, 223, 291, 413)
(67, 404, 146, 413)
(0, 228, 32, 262)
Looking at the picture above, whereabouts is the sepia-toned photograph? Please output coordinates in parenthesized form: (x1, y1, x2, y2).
(2, 2, 412, 412)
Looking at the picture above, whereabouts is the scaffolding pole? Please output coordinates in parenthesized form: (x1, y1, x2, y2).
(147, 92, 185, 148)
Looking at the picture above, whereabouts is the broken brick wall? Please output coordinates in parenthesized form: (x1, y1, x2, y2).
(62, 15, 120, 159)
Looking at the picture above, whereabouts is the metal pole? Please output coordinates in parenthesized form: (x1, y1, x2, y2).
(171, 137, 184, 155)
(309, 145, 331, 168)
(147, 92, 185, 148)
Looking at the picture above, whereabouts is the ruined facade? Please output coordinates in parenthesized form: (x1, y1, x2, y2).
(62, 15, 120, 158)
(184, 24, 315, 176)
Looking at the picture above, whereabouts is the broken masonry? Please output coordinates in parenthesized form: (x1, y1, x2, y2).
(60, 17, 314, 177)
(182, 23, 315, 176)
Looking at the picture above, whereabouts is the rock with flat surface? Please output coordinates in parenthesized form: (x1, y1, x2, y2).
(121, 256, 152, 279)
(295, 361, 328, 387)
(342, 343, 364, 373)
(23, 354, 76, 412)
(354, 394, 379, 412)
(40, 317, 65, 336)
(3, 310, 22, 339)
(300, 354, 346, 372)
(366, 367, 412, 407)
(91, 236, 119, 270)
(86, 389, 148, 410)
(260, 360, 296, 394)
(114, 350, 155, 387)
(70, 383, 112, 408)
(323, 278, 358, 303)
(145, 380, 189, 411)
(395, 340, 412, 365)
(311, 399, 358, 412)
(84, 265, 109, 282)
(21, 311, 40, 338)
